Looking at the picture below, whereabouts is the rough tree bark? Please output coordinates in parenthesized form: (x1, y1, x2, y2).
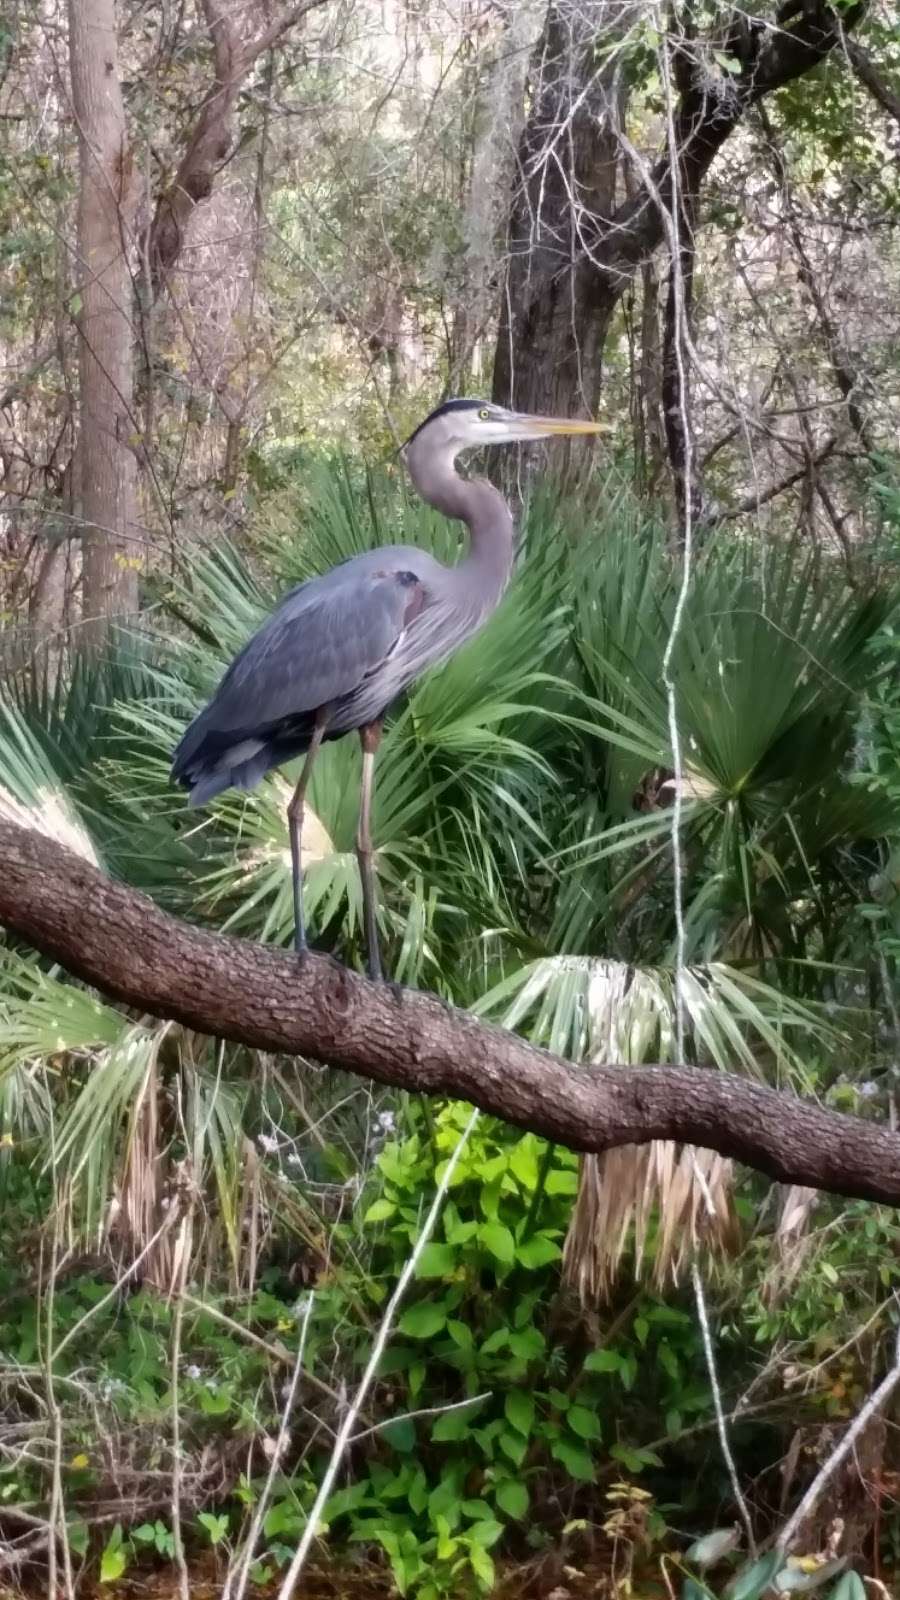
(1, 817, 899, 1206)
(492, 0, 632, 422)
(68, 0, 141, 643)
(65, 0, 327, 648)
(492, 0, 866, 425)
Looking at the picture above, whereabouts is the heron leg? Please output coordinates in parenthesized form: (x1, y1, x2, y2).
(287, 713, 327, 957)
(357, 721, 384, 982)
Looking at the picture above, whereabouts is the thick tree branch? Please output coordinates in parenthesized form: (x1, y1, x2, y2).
(0, 819, 898, 1205)
(844, 37, 900, 129)
(493, 0, 865, 423)
(701, 435, 838, 524)
(604, 1, 866, 285)
(145, 0, 327, 294)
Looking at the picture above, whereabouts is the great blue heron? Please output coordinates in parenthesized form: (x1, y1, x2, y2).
(171, 398, 604, 978)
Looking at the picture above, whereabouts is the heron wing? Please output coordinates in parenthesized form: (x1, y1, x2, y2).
(181, 565, 429, 747)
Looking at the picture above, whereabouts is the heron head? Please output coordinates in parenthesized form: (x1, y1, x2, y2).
(403, 398, 609, 460)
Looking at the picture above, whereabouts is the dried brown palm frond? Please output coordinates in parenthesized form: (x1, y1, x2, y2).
(561, 960, 739, 1304)
(760, 1183, 819, 1307)
(116, 1036, 166, 1286)
(563, 1141, 737, 1304)
(479, 954, 828, 1307)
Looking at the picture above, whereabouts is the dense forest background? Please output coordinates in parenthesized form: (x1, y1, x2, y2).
(2, 0, 900, 1594)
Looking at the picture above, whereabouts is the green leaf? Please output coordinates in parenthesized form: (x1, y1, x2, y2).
(199, 1385, 231, 1414)
(504, 1389, 534, 1436)
(508, 1136, 540, 1189)
(414, 1242, 456, 1278)
(469, 1542, 495, 1591)
(446, 1219, 479, 1245)
(461, 1499, 494, 1521)
(495, 1480, 529, 1519)
(432, 1400, 485, 1441)
(566, 1404, 601, 1441)
(446, 1319, 474, 1350)
(479, 1222, 515, 1264)
(100, 1527, 127, 1584)
(550, 1438, 595, 1481)
(826, 1576, 865, 1600)
(398, 1302, 447, 1339)
(364, 1198, 396, 1223)
(408, 1471, 428, 1516)
(516, 1235, 562, 1269)
(544, 1169, 578, 1195)
(658, 1342, 681, 1381)
(610, 1443, 662, 1473)
(479, 1328, 509, 1355)
(469, 1518, 503, 1547)
(508, 1327, 546, 1359)
(381, 1417, 416, 1453)
(583, 1348, 624, 1374)
(197, 1511, 229, 1545)
(67, 1520, 89, 1557)
(498, 1429, 527, 1466)
(725, 1552, 787, 1600)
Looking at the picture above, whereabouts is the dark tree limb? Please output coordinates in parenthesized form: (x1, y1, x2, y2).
(0, 818, 898, 1206)
(844, 37, 900, 129)
(144, 0, 327, 294)
(494, 0, 867, 421)
(700, 435, 838, 524)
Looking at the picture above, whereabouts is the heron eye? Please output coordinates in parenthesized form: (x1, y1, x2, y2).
(478, 408, 490, 420)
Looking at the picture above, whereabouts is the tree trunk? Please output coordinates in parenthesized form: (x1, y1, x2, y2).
(68, 0, 140, 646)
(492, 1, 627, 422)
(491, 0, 866, 435)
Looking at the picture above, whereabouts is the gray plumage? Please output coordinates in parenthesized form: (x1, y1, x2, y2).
(170, 397, 603, 975)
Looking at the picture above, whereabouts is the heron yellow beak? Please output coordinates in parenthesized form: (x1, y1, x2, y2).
(511, 414, 611, 439)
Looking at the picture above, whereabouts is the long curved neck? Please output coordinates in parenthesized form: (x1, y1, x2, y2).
(405, 443, 514, 601)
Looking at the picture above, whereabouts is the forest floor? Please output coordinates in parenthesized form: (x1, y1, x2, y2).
(11, 1550, 672, 1599)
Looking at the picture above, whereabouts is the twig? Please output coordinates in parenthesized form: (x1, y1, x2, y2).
(777, 1304, 900, 1553)
(275, 1107, 480, 1600)
(169, 1198, 194, 1600)
(225, 1294, 316, 1600)
(180, 1292, 357, 1417)
(40, 1076, 75, 1600)
(692, 1262, 757, 1557)
(52, 1209, 177, 1365)
(348, 1391, 492, 1445)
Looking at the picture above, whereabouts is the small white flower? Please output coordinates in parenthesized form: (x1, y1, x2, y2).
(858, 1081, 880, 1099)
(287, 1151, 303, 1168)
(185, 1364, 202, 1380)
(293, 1295, 312, 1322)
(258, 1132, 279, 1154)
(376, 1111, 396, 1134)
